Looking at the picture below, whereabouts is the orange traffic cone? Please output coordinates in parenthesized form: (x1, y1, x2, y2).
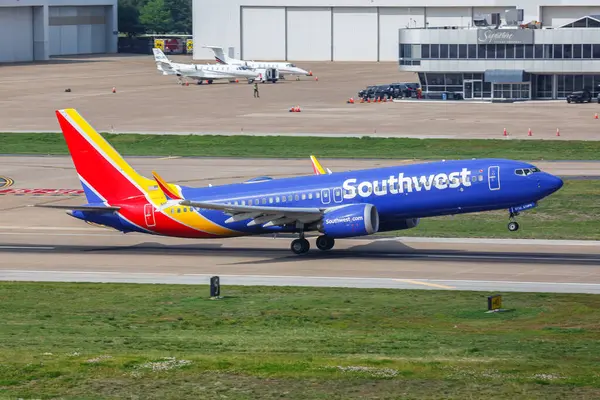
(112, 87, 116, 93)
(235, 79, 239, 83)
(360, 98, 364, 103)
(528, 128, 532, 136)
(367, 98, 371, 103)
(308, 70, 313, 76)
(296, 105, 301, 112)
(347, 97, 354, 104)
(383, 97, 387, 102)
(556, 128, 560, 136)
(503, 128, 508, 137)
(315, 76, 318, 81)
(595, 113, 598, 119)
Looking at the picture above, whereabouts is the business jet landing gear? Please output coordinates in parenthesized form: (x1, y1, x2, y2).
(316, 235, 335, 251)
(508, 211, 520, 232)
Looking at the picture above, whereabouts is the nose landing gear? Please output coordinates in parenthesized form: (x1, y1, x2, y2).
(508, 211, 520, 232)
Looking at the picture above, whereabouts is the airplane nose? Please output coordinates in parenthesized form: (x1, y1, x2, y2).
(541, 174, 563, 195)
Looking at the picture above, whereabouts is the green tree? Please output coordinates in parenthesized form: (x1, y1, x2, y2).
(118, 0, 144, 36)
(165, 0, 192, 34)
(139, 0, 173, 34)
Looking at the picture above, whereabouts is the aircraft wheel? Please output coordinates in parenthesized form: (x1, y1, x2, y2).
(291, 238, 310, 254)
(508, 221, 519, 232)
(316, 235, 335, 251)
(208, 80, 214, 84)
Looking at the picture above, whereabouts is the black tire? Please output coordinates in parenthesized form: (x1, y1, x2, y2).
(291, 238, 310, 254)
(508, 221, 519, 232)
(316, 236, 335, 251)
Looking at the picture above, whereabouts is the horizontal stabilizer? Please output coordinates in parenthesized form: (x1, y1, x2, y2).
(34, 204, 120, 212)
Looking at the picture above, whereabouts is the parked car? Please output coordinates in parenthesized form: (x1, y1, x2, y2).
(566, 90, 592, 103)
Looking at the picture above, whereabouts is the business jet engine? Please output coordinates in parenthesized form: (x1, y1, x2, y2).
(316, 204, 379, 238)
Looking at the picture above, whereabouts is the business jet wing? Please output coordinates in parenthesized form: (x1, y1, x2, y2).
(179, 200, 325, 227)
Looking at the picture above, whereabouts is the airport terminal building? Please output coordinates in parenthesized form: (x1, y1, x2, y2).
(399, 14, 600, 100)
(0, 0, 118, 63)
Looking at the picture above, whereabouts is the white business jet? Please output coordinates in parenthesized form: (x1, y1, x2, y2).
(152, 48, 258, 85)
(204, 45, 311, 83)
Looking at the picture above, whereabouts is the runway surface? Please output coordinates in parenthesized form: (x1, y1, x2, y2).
(1, 156, 599, 294)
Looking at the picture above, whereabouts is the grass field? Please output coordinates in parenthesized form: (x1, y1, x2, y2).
(0, 283, 599, 399)
(2, 132, 600, 160)
(392, 179, 600, 240)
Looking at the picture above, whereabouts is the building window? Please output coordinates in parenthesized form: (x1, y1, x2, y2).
(458, 44, 467, 58)
(430, 44, 439, 58)
(573, 44, 582, 59)
(594, 45, 600, 58)
(440, 44, 448, 58)
(486, 44, 495, 59)
(544, 44, 553, 59)
(583, 44, 592, 59)
(535, 75, 552, 99)
(421, 44, 430, 58)
(467, 44, 477, 58)
(505, 44, 515, 58)
(515, 44, 524, 59)
(449, 44, 458, 59)
(563, 44, 572, 59)
(524, 44, 534, 59)
(534, 44, 543, 58)
(554, 44, 563, 58)
(494, 44, 505, 59)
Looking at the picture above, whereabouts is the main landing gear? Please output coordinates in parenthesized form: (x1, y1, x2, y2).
(508, 211, 520, 232)
(290, 233, 335, 254)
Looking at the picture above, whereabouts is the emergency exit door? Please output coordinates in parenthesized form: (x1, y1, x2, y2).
(488, 166, 500, 191)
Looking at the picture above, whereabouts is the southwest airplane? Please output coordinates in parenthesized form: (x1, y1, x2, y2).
(204, 45, 310, 81)
(153, 48, 258, 84)
(38, 109, 564, 255)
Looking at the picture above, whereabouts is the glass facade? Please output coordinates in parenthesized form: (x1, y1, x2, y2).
(411, 43, 600, 60)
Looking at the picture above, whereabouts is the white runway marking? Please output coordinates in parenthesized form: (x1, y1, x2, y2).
(1, 270, 600, 294)
(0, 246, 55, 250)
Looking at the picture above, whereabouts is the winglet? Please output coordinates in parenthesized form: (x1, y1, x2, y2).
(310, 155, 327, 175)
(152, 171, 182, 200)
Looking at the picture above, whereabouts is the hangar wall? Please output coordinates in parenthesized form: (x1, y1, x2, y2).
(0, 0, 117, 63)
(193, 0, 600, 62)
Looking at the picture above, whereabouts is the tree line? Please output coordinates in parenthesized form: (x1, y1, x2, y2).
(119, 0, 192, 35)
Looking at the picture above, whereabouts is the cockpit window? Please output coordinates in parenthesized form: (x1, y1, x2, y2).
(515, 167, 541, 176)
(286, 63, 296, 67)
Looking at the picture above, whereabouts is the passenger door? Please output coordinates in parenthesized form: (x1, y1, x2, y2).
(144, 204, 156, 227)
(488, 166, 500, 191)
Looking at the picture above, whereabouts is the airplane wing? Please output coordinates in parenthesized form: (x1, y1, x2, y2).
(33, 204, 120, 212)
(179, 199, 325, 227)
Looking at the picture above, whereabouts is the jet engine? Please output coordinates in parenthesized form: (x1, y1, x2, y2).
(379, 218, 420, 231)
(317, 204, 379, 238)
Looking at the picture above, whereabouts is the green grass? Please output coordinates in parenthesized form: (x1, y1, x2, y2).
(389, 179, 600, 240)
(0, 283, 599, 399)
(2, 132, 600, 160)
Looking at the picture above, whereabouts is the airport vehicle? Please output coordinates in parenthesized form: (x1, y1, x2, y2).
(566, 89, 592, 103)
(39, 109, 563, 255)
(152, 48, 258, 84)
(204, 45, 310, 81)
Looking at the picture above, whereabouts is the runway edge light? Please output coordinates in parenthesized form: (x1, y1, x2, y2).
(210, 276, 221, 299)
(486, 294, 506, 313)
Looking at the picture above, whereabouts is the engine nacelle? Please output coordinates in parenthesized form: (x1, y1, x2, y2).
(317, 204, 379, 238)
